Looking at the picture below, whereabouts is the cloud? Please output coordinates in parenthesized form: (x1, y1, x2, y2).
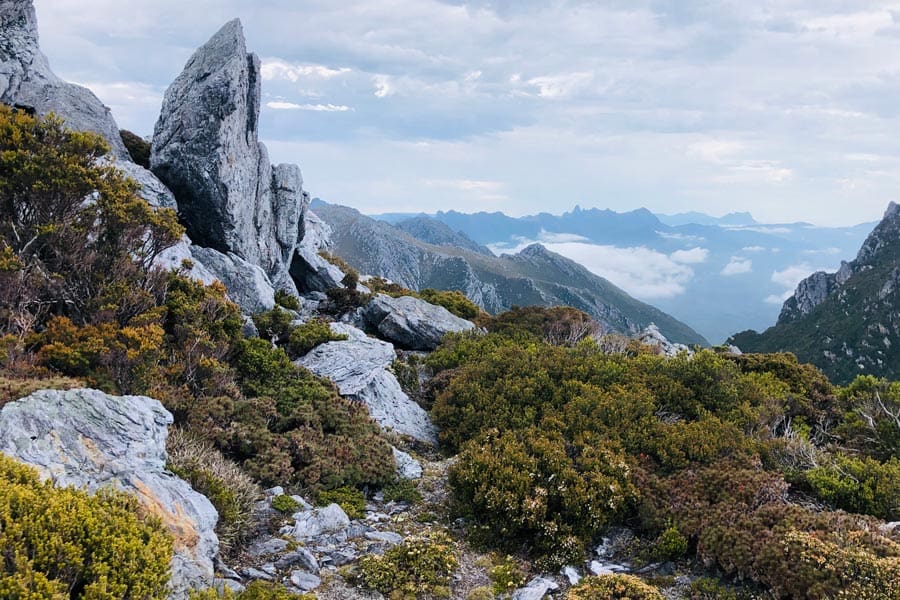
(526, 72, 593, 98)
(670, 247, 709, 264)
(490, 239, 696, 299)
(742, 245, 766, 252)
(266, 101, 352, 112)
(658, 231, 705, 242)
(764, 292, 792, 305)
(721, 257, 753, 275)
(261, 59, 351, 81)
(771, 263, 821, 290)
(537, 230, 590, 244)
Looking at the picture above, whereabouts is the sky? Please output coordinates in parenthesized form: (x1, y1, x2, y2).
(32, 0, 900, 226)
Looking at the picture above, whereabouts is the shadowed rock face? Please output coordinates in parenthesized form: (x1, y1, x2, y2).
(0, 0, 129, 158)
(151, 19, 308, 291)
(0, 388, 219, 599)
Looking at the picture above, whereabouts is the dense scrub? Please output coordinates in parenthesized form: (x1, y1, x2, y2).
(0, 453, 172, 599)
(0, 109, 395, 498)
(430, 307, 900, 595)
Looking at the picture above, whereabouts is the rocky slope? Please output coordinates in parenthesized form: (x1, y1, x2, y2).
(316, 203, 708, 346)
(730, 202, 900, 383)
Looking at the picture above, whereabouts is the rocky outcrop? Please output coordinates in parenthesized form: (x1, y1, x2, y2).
(0, 0, 127, 158)
(296, 324, 438, 444)
(191, 246, 276, 314)
(364, 294, 476, 351)
(730, 202, 900, 383)
(638, 323, 692, 357)
(151, 19, 308, 294)
(0, 389, 218, 599)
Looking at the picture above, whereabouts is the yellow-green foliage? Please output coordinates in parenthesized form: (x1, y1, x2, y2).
(382, 477, 422, 504)
(271, 494, 301, 514)
(0, 374, 83, 407)
(317, 485, 366, 519)
(357, 531, 458, 600)
(287, 318, 347, 357)
(652, 524, 688, 561)
(803, 454, 900, 520)
(488, 555, 526, 595)
(274, 289, 301, 311)
(190, 581, 311, 599)
(567, 575, 663, 600)
(419, 288, 481, 320)
(466, 587, 495, 600)
(0, 453, 173, 599)
(450, 426, 635, 566)
(166, 428, 261, 553)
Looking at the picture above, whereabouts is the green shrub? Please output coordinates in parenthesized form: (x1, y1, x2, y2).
(688, 577, 742, 600)
(652, 524, 688, 561)
(419, 288, 481, 320)
(253, 307, 296, 343)
(274, 289, 301, 311)
(166, 428, 260, 552)
(567, 575, 663, 600)
(119, 129, 151, 168)
(271, 494, 301, 514)
(804, 454, 900, 520)
(190, 581, 311, 599)
(466, 587, 495, 600)
(318, 485, 366, 519)
(287, 319, 347, 357)
(488, 555, 526, 595)
(449, 427, 635, 566)
(357, 531, 458, 599)
(383, 478, 422, 504)
(0, 453, 173, 599)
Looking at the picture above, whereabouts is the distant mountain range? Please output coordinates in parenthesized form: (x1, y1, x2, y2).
(372, 205, 874, 343)
(313, 202, 708, 346)
(731, 203, 900, 384)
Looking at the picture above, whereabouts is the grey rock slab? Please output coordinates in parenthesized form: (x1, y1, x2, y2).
(114, 160, 178, 209)
(153, 236, 219, 286)
(392, 446, 423, 480)
(296, 336, 395, 394)
(286, 503, 350, 540)
(561, 566, 581, 585)
(289, 570, 321, 592)
(290, 245, 346, 293)
(364, 531, 403, 545)
(274, 548, 319, 573)
(191, 246, 276, 314)
(248, 537, 290, 558)
(512, 577, 560, 600)
(0, 389, 218, 599)
(241, 568, 273, 582)
(364, 294, 475, 350)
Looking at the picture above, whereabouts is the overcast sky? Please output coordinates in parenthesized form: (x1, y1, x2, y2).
(32, 0, 900, 226)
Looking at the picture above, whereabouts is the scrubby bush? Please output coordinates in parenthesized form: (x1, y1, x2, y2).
(119, 129, 151, 167)
(166, 428, 261, 552)
(357, 531, 458, 599)
(484, 305, 600, 346)
(287, 318, 347, 357)
(383, 477, 422, 504)
(318, 485, 366, 519)
(253, 307, 296, 343)
(271, 494, 301, 514)
(567, 575, 663, 600)
(0, 453, 173, 599)
(450, 427, 635, 566)
(488, 555, 526, 595)
(190, 581, 311, 599)
(835, 375, 900, 460)
(274, 289, 301, 311)
(652, 524, 688, 561)
(419, 288, 481, 320)
(803, 454, 900, 520)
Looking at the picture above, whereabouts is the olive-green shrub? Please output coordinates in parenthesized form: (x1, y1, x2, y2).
(287, 319, 347, 357)
(803, 454, 900, 520)
(357, 531, 458, 599)
(317, 485, 366, 519)
(567, 574, 663, 600)
(0, 453, 173, 599)
(449, 426, 635, 566)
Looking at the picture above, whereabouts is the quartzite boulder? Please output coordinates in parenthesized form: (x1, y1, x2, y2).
(364, 294, 476, 350)
(296, 325, 438, 445)
(151, 19, 308, 291)
(0, 389, 219, 599)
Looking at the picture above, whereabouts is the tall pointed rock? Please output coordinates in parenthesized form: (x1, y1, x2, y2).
(151, 19, 308, 290)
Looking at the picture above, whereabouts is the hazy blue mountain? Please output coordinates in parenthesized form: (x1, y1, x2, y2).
(314, 203, 708, 346)
(657, 211, 757, 227)
(369, 205, 873, 343)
